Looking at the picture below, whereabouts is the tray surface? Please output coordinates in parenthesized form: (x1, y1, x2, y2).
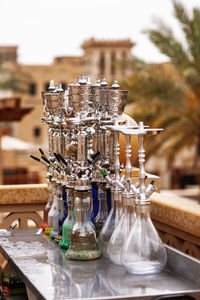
(0, 228, 199, 300)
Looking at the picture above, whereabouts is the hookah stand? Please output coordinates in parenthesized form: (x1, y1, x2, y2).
(66, 118, 100, 260)
(121, 121, 167, 275)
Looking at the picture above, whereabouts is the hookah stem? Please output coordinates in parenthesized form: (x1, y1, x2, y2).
(114, 130, 120, 182)
(48, 125, 54, 156)
(138, 131, 146, 257)
(125, 134, 132, 182)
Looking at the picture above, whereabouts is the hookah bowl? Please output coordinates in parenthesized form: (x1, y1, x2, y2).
(66, 187, 101, 261)
(68, 85, 92, 119)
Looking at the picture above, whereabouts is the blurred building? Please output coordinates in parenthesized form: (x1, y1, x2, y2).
(1, 40, 196, 191)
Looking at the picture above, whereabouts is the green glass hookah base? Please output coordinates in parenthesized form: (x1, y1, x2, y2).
(59, 238, 70, 249)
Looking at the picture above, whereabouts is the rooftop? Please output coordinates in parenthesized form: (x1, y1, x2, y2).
(81, 37, 135, 49)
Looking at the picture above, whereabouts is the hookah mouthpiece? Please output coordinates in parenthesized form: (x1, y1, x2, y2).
(54, 153, 60, 162)
(57, 154, 68, 166)
(39, 148, 45, 156)
(30, 155, 40, 162)
(88, 151, 101, 164)
(41, 156, 50, 165)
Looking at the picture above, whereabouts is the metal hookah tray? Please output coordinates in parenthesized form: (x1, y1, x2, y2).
(0, 228, 199, 300)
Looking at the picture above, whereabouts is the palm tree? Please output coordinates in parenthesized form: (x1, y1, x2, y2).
(120, 0, 200, 168)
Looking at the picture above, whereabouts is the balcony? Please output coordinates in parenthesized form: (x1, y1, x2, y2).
(0, 183, 199, 260)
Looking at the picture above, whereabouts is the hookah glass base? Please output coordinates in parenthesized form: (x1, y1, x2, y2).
(66, 244, 101, 261)
(121, 204, 167, 275)
(66, 191, 101, 261)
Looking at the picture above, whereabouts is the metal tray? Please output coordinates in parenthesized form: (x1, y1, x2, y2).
(0, 229, 199, 300)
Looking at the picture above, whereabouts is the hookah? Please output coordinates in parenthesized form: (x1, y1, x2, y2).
(93, 78, 127, 237)
(97, 84, 129, 257)
(121, 121, 167, 274)
(91, 77, 109, 232)
(48, 84, 67, 239)
(65, 74, 101, 260)
(40, 81, 68, 236)
(107, 130, 136, 265)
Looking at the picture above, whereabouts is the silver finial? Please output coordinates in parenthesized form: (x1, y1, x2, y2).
(112, 78, 119, 89)
(79, 73, 87, 85)
(57, 83, 64, 92)
(95, 77, 101, 87)
(87, 76, 92, 86)
(101, 76, 108, 87)
(75, 78, 80, 86)
(48, 80, 55, 91)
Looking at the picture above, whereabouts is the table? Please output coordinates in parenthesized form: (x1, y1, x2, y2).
(0, 229, 199, 300)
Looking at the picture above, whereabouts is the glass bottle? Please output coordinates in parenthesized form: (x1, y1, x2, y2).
(98, 187, 123, 257)
(41, 172, 52, 230)
(107, 192, 134, 265)
(121, 202, 167, 274)
(106, 187, 111, 214)
(50, 183, 62, 239)
(90, 182, 99, 223)
(94, 183, 108, 237)
(58, 187, 68, 234)
(45, 178, 57, 235)
(59, 188, 75, 249)
(66, 190, 101, 260)
(55, 187, 68, 243)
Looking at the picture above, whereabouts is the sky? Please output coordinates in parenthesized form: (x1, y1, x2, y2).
(1, 0, 200, 65)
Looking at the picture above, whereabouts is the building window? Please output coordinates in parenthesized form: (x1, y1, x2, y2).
(29, 83, 36, 95)
(33, 127, 41, 137)
(99, 51, 105, 76)
(111, 51, 116, 76)
(61, 83, 66, 90)
(44, 82, 49, 91)
(122, 50, 127, 59)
